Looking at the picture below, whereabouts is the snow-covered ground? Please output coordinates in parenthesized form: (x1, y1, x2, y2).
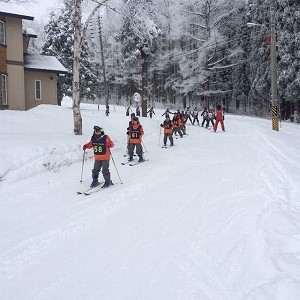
(1, 99, 300, 299)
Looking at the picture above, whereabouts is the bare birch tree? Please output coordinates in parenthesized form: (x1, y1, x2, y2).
(72, 0, 109, 135)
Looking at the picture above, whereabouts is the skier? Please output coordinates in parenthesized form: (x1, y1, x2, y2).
(136, 106, 141, 117)
(162, 108, 173, 117)
(201, 107, 208, 127)
(185, 107, 193, 124)
(147, 106, 155, 118)
(192, 107, 200, 125)
(82, 126, 114, 188)
(179, 112, 187, 135)
(128, 117, 144, 162)
(160, 115, 174, 147)
(213, 104, 225, 132)
(129, 113, 136, 125)
(126, 106, 131, 116)
(172, 112, 183, 138)
(206, 109, 215, 128)
(105, 105, 110, 116)
(126, 113, 137, 155)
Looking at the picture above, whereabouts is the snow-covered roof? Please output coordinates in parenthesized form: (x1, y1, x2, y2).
(24, 54, 68, 74)
(23, 27, 37, 38)
(0, 3, 34, 20)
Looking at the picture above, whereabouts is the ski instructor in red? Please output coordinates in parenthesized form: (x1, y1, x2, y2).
(83, 126, 114, 188)
(213, 104, 225, 132)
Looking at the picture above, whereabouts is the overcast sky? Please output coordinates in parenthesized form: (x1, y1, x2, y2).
(24, 0, 60, 21)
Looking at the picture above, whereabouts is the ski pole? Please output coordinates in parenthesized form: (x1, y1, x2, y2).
(110, 150, 123, 184)
(142, 140, 148, 153)
(158, 127, 162, 146)
(126, 135, 129, 156)
(80, 150, 86, 182)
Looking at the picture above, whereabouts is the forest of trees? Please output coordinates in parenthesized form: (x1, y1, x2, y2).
(33, 0, 300, 120)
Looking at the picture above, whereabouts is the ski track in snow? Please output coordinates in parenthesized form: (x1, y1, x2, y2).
(0, 103, 300, 299)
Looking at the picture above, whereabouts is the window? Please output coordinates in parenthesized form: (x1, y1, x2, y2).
(0, 21, 5, 45)
(35, 80, 41, 100)
(1, 74, 7, 105)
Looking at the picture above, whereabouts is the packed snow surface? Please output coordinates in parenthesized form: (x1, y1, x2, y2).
(1, 99, 300, 299)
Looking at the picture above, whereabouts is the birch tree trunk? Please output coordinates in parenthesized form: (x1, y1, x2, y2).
(72, 0, 83, 135)
(72, 0, 106, 135)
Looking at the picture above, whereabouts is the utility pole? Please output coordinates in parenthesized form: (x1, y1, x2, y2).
(97, 14, 109, 108)
(141, 48, 148, 117)
(270, 0, 279, 131)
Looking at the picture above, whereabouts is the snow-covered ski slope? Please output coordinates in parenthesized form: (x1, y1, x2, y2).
(1, 98, 300, 299)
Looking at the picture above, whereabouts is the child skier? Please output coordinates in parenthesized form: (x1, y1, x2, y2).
(162, 108, 173, 117)
(147, 106, 155, 118)
(126, 113, 137, 155)
(128, 117, 144, 162)
(185, 107, 193, 124)
(136, 106, 141, 117)
(201, 107, 208, 127)
(172, 112, 183, 138)
(206, 109, 215, 128)
(160, 115, 174, 146)
(192, 107, 200, 125)
(82, 126, 114, 188)
(105, 105, 110, 116)
(179, 112, 187, 135)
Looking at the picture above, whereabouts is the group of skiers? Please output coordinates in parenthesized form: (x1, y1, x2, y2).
(126, 106, 156, 118)
(199, 106, 225, 131)
(161, 105, 225, 132)
(126, 106, 141, 117)
(160, 109, 188, 145)
(83, 105, 225, 189)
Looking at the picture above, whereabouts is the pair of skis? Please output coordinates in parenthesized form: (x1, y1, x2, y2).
(162, 144, 175, 148)
(122, 159, 149, 166)
(77, 181, 114, 195)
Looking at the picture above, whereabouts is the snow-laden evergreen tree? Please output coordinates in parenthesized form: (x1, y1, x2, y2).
(42, 0, 98, 104)
(150, 0, 183, 108)
(246, 0, 271, 116)
(117, 0, 161, 116)
(221, 1, 250, 113)
(204, 0, 249, 111)
(276, 0, 300, 119)
(87, 5, 129, 106)
(172, 0, 244, 110)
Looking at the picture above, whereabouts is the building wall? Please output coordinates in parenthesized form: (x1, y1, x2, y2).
(5, 17, 25, 110)
(7, 64, 25, 110)
(6, 17, 23, 61)
(0, 16, 7, 108)
(24, 71, 58, 110)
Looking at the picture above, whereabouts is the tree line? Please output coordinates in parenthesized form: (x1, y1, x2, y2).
(37, 0, 300, 133)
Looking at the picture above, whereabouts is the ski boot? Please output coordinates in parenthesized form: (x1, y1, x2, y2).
(90, 178, 100, 187)
(102, 180, 113, 188)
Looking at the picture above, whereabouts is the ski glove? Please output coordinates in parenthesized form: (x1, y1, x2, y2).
(83, 144, 87, 150)
(105, 141, 112, 148)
